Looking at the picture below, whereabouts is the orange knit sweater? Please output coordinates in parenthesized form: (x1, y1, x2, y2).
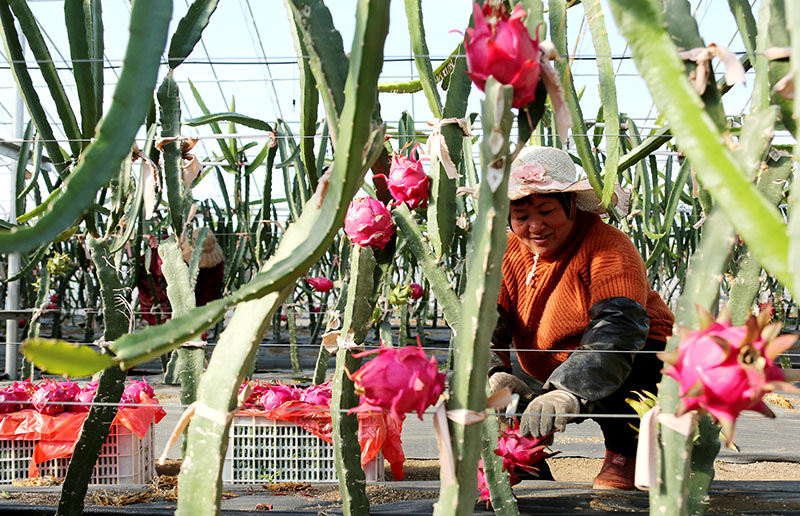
(495, 210, 674, 381)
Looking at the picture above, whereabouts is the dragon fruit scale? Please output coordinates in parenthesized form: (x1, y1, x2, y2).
(343, 197, 395, 250)
(350, 343, 445, 420)
(660, 305, 800, 444)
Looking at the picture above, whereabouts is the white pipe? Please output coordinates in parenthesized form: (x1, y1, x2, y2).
(5, 28, 25, 380)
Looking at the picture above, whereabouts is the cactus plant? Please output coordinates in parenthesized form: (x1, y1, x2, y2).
(433, 77, 514, 516)
(330, 244, 375, 515)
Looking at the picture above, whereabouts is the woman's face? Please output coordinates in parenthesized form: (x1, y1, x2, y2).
(509, 195, 573, 257)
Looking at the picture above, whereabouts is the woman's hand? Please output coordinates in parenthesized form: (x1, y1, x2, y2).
(519, 389, 580, 438)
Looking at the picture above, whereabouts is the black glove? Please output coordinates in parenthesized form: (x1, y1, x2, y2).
(519, 389, 581, 438)
(544, 297, 650, 405)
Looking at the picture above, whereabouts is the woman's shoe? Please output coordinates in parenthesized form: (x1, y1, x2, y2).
(593, 450, 636, 490)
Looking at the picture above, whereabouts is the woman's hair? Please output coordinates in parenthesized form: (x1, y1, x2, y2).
(509, 192, 574, 219)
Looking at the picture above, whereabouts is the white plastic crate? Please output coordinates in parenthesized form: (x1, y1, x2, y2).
(222, 415, 384, 484)
(0, 423, 154, 485)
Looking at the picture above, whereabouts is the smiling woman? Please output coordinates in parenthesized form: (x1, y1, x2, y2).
(489, 146, 673, 491)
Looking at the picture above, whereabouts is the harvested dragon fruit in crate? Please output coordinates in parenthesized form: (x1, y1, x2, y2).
(223, 380, 406, 483)
(0, 378, 165, 484)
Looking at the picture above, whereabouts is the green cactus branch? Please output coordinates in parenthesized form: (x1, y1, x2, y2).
(0, 0, 171, 253)
(404, 0, 443, 117)
(175, 4, 390, 513)
(56, 238, 128, 516)
(331, 244, 375, 515)
(168, 0, 221, 69)
(434, 78, 514, 516)
(284, 0, 349, 142)
(393, 204, 460, 332)
(64, 0, 103, 145)
(606, 0, 792, 291)
(8, 0, 82, 157)
(0, 4, 69, 176)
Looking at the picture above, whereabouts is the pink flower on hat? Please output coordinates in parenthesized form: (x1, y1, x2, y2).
(511, 163, 546, 184)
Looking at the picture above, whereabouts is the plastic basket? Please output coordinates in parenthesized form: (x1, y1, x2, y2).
(0, 423, 154, 485)
(222, 415, 384, 484)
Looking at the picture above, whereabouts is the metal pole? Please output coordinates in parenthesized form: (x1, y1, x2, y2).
(5, 28, 25, 380)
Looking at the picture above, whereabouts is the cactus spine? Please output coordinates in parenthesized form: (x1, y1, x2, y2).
(331, 244, 375, 515)
(433, 78, 514, 516)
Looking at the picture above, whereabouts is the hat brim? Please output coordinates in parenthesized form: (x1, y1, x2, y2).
(509, 178, 630, 216)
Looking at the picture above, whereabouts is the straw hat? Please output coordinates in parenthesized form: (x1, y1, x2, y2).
(181, 228, 224, 268)
(508, 146, 630, 215)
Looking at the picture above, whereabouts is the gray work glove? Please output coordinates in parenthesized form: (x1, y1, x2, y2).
(519, 390, 581, 439)
(488, 372, 534, 397)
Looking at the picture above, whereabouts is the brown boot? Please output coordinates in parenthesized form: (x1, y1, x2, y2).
(593, 450, 636, 490)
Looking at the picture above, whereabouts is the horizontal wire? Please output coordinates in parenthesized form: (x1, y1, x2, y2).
(0, 50, 758, 67)
(2, 339, 800, 357)
(0, 398, 642, 419)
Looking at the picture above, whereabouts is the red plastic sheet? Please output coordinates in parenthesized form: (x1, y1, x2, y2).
(0, 397, 166, 478)
(237, 400, 408, 480)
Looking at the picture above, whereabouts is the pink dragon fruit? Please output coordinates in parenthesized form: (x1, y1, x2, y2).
(121, 379, 156, 405)
(71, 381, 99, 412)
(31, 380, 70, 415)
(660, 305, 799, 443)
(409, 283, 424, 301)
(350, 343, 445, 419)
(377, 152, 430, 210)
(343, 197, 395, 250)
(301, 382, 332, 406)
(495, 424, 554, 483)
(305, 277, 334, 293)
(464, 1, 541, 109)
(260, 382, 298, 410)
(241, 381, 269, 407)
(476, 423, 555, 502)
(477, 458, 491, 503)
(0, 382, 31, 413)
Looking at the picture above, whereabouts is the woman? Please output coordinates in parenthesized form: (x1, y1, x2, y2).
(489, 146, 674, 490)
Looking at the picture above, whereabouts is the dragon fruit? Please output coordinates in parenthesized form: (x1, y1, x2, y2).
(350, 343, 445, 419)
(241, 381, 269, 407)
(31, 380, 70, 415)
(377, 152, 430, 210)
(495, 424, 554, 483)
(476, 423, 555, 502)
(305, 277, 334, 293)
(660, 305, 799, 443)
(343, 197, 395, 250)
(300, 382, 332, 406)
(71, 381, 99, 412)
(464, 1, 541, 109)
(409, 283, 424, 301)
(260, 382, 298, 410)
(121, 379, 156, 405)
(0, 382, 31, 413)
(477, 458, 491, 502)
